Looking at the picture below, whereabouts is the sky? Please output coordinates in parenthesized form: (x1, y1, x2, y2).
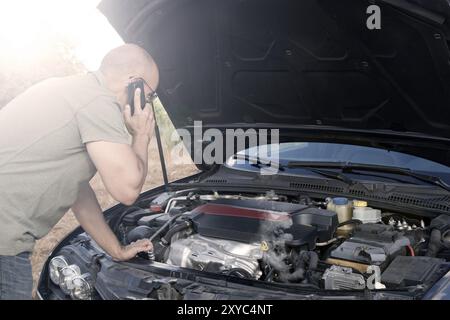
(0, 0, 124, 70)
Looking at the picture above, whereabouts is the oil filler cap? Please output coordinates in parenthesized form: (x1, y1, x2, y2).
(353, 200, 368, 207)
(333, 198, 349, 205)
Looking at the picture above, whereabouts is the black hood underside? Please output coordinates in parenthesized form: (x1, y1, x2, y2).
(99, 0, 450, 166)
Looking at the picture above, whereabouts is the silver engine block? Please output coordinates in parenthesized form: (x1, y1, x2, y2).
(166, 234, 263, 279)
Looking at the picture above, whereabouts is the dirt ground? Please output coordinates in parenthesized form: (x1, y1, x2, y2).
(30, 139, 198, 295)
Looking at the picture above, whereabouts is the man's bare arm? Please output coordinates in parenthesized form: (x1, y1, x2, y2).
(71, 182, 152, 261)
(86, 88, 155, 205)
(86, 138, 148, 205)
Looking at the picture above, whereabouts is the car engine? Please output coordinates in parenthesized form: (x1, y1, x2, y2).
(115, 190, 450, 291)
(166, 234, 264, 279)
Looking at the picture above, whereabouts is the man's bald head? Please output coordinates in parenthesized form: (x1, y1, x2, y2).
(99, 44, 159, 108)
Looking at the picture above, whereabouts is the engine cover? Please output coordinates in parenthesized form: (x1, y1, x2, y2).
(188, 199, 338, 249)
(166, 234, 263, 279)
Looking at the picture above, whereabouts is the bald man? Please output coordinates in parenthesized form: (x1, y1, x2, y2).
(0, 44, 158, 299)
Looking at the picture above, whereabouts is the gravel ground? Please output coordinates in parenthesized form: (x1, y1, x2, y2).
(30, 140, 198, 297)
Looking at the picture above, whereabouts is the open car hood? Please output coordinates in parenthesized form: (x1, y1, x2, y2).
(99, 0, 450, 166)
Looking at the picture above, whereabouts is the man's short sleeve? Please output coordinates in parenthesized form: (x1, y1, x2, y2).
(76, 96, 131, 145)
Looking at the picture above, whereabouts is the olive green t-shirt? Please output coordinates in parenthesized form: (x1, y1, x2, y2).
(0, 71, 131, 255)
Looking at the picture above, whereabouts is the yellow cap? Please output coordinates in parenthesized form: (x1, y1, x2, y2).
(260, 241, 269, 252)
(353, 200, 368, 207)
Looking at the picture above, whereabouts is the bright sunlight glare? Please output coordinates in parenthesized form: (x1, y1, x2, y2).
(0, 0, 124, 70)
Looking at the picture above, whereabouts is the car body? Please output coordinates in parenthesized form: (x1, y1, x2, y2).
(38, 0, 450, 300)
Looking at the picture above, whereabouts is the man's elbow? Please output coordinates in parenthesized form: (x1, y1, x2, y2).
(113, 188, 140, 206)
(104, 167, 145, 206)
(121, 197, 137, 206)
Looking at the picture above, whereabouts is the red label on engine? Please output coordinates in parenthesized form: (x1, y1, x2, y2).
(193, 203, 290, 221)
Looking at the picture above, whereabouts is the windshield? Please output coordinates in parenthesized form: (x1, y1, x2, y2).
(226, 142, 450, 183)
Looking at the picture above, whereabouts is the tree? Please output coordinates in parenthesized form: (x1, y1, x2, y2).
(0, 34, 85, 108)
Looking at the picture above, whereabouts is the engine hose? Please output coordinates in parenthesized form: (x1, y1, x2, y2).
(112, 206, 141, 232)
(300, 250, 319, 270)
(289, 205, 316, 216)
(224, 268, 254, 279)
(148, 213, 184, 242)
(426, 228, 442, 257)
(442, 229, 450, 249)
(407, 245, 415, 257)
(316, 236, 345, 247)
(338, 219, 363, 228)
(277, 251, 319, 283)
(160, 221, 192, 246)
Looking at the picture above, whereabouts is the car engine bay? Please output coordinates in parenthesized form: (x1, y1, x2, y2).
(110, 189, 450, 293)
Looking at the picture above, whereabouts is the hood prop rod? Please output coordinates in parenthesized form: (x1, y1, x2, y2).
(152, 103, 169, 191)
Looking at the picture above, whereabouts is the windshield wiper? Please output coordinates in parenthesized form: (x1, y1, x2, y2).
(287, 161, 450, 192)
(302, 167, 356, 185)
(232, 154, 283, 171)
(233, 155, 356, 185)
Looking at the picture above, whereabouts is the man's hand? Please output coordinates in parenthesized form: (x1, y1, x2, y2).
(72, 182, 153, 261)
(113, 239, 154, 262)
(123, 88, 155, 139)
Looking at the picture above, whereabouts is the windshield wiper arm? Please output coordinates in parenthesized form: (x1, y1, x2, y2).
(303, 168, 356, 185)
(234, 156, 355, 185)
(287, 161, 450, 192)
(233, 154, 283, 170)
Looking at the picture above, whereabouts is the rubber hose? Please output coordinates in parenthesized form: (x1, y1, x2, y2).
(160, 221, 191, 246)
(112, 206, 141, 232)
(426, 229, 442, 257)
(306, 251, 319, 270)
(338, 219, 363, 228)
(148, 213, 183, 242)
(442, 229, 450, 249)
(289, 205, 316, 216)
